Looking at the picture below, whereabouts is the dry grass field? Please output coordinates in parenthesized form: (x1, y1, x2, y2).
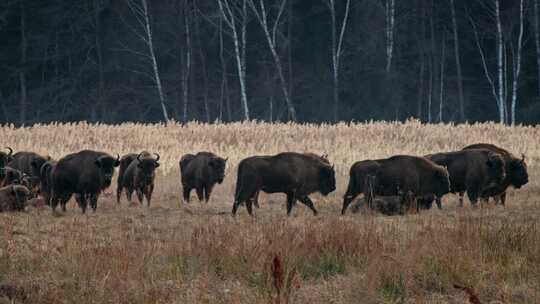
(1, 120, 540, 303)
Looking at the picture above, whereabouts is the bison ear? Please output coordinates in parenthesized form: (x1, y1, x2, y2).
(154, 162, 160, 168)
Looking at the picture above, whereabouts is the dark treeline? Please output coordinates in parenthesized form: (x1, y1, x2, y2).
(1, 0, 540, 125)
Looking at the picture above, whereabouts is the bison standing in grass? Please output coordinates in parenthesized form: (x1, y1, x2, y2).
(425, 149, 506, 207)
(0, 147, 14, 181)
(50, 150, 119, 213)
(120, 152, 160, 206)
(180, 152, 227, 203)
(232, 152, 336, 216)
(7, 151, 51, 194)
(0, 184, 31, 212)
(342, 155, 450, 215)
(462, 143, 528, 205)
(39, 160, 57, 205)
(116, 153, 138, 203)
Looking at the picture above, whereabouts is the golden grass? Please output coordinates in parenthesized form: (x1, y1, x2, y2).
(1, 120, 539, 303)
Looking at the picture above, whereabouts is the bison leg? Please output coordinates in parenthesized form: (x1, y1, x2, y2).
(126, 187, 134, 203)
(499, 192, 507, 206)
(116, 185, 123, 204)
(341, 190, 360, 215)
(458, 192, 465, 207)
(89, 194, 98, 212)
(77, 193, 88, 214)
(286, 192, 296, 216)
(182, 186, 191, 203)
(144, 185, 153, 207)
(252, 191, 260, 208)
(203, 184, 214, 203)
(195, 187, 204, 202)
(435, 197, 442, 210)
(246, 200, 254, 216)
(299, 196, 318, 216)
(467, 190, 479, 207)
(136, 189, 144, 205)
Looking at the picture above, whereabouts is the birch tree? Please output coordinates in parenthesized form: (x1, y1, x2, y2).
(495, 0, 504, 123)
(385, 0, 395, 74)
(217, 0, 250, 120)
(181, 0, 191, 122)
(438, 33, 446, 123)
(326, 0, 351, 122)
(450, 0, 465, 122)
(126, 0, 170, 122)
(510, 0, 525, 125)
(535, 0, 540, 97)
(248, 0, 296, 121)
(19, 0, 27, 125)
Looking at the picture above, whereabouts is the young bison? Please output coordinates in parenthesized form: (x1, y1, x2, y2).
(121, 152, 160, 206)
(179, 152, 227, 203)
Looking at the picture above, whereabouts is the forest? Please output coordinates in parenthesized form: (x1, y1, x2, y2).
(1, 0, 539, 125)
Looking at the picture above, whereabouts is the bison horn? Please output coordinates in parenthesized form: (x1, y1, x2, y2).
(521, 154, 526, 162)
(137, 152, 144, 162)
(5, 147, 13, 157)
(154, 153, 160, 162)
(116, 154, 120, 162)
(224, 157, 229, 162)
(322, 153, 328, 159)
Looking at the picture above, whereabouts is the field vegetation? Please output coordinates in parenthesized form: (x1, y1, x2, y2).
(1, 121, 539, 303)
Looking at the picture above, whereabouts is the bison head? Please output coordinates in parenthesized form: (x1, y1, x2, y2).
(486, 152, 506, 184)
(209, 157, 227, 184)
(95, 154, 120, 186)
(30, 155, 50, 178)
(137, 153, 160, 184)
(319, 164, 336, 196)
(433, 166, 451, 197)
(507, 155, 528, 189)
(10, 184, 31, 211)
(0, 147, 13, 169)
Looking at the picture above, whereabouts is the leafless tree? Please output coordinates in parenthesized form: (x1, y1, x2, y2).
(218, 0, 250, 120)
(385, 0, 395, 74)
(248, 0, 297, 121)
(125, 0, 170, 122)
(326, 0, 351, 122)
(19, 0, 27, 125)
(511, 0, 525, 125)
(450, 0, 465, 122)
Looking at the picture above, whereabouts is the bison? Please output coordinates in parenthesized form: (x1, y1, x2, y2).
(7, 151, 51, 195)
(462, 143, 528, 205)
(116, 153, 138, 203)
(179, 152, 227, 203)
(0, 184, 31, 212)
(350, 190, 416, 216)
(0, 147, 14, 181)
(50, 150, 120, 213)
(232, 152, 336, 216)
(342, 155, 450, 215)
(119, 152, 160, 206)
(425, 149, 506, 207)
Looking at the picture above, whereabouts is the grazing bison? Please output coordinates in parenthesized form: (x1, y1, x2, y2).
(342, 155, 450, 215)
(116, 153, 138, 203)
(232, 152, 336, 216)
(39, 160, 57, 205)
(0, 184, 31, 212)
(179, 152, 227, 203)
(426, 149, 506, 207)
(120, 152, 160, 206)
(463, 143, 528, 205)
(50, 150, 120, 213)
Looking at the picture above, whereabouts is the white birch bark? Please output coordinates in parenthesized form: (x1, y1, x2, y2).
(385, 0, 395, 74)
(439, 34, 445, 123)
(217, 0, 250, 120)
(511, 0, 524, 125)
(450, 0, 465, 122)
(495, 0, 504, 123)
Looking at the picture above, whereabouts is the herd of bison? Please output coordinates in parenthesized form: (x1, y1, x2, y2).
(0, 143, 530, 216)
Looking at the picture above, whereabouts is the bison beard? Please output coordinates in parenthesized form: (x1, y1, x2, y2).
(179, 152, 227, 203)
(50, 150, 120, 213)
(462, 143, 528, 205)
(231, 152, 336, 216)
(342, 155, 450, 215)
(119, 152, 160, 206)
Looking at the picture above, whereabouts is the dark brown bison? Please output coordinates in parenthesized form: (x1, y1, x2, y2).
(50, 150, 120, 213)
(0, 147, 14, 181)
(250, 152, 329, 208)
(232, 152, 336, 216)
(0, 184, 31, 212)
(119, 152, 160, 206)
(7, 151, 51, 194)
(179, 152, 227, 203)
(426, 149, 506, 207)
(116, 153, 138, 203)
(39, 160, 57, 205)
(342, 155, 450, 215)
(462, 143, 529, 205)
